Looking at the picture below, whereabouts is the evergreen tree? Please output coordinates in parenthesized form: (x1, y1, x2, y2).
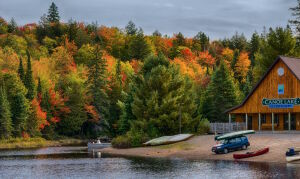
(249, 32, 260, 66)
(253, 26, 296, 82)
(7, 18, 17, 33)
(125, 21, 137, 35)
(118, 88, 135, 135)
(130, 55, 199, 137)
(0, 84, 13, 139)
(128, 28, 151, 60)
(24, 51, 35, 100)
(202, 61, 239, 122)
(37, 77, 42, 96)
(193, 32, 210, 52)
(107, 60, 123, 137)
(87, 46, 110, 134)
(174, 32, 186, 46)
(230, 32, 248, 51)
(3, 73, 30, 137)
(18, 58, 25, 83)
(47, 2, 60, 23)
(290, 0, 300, 45)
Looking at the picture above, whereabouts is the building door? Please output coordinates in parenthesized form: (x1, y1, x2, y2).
(248, 116, 252, 130)
(284, 114, 296, 130)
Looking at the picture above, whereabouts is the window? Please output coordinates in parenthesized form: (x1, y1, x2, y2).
(235, 138, 241, 143)
(229, 138, 236, 144)
(261, 114, 266, 124)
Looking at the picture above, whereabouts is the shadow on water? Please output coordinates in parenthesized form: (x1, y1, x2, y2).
(0, 147, 300, 178)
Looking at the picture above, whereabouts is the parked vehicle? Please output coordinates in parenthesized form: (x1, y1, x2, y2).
(212, 136, 250, 154)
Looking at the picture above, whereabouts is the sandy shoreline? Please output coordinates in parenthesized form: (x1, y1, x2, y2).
(99, 133, 300, 163)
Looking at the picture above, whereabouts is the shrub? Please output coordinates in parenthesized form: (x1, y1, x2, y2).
(197, 118, 210, 134)
(112, 129, 149, 149)
(112, 135, 131, 149)
(127, 129, 149, 147)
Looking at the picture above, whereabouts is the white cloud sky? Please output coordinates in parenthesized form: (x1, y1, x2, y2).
(0, 0, 297, 39)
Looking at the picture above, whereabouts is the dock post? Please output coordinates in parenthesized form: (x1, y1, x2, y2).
(272, 113, 274, 133)
(258, 113, 261, 131)
(288, 112, 291, 131)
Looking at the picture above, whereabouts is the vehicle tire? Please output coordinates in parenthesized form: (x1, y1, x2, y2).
(224, 148, 228, 154)
(242, 145, 247, 150)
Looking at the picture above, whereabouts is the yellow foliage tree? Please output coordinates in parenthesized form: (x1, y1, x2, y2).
(235, 52, 250, 82)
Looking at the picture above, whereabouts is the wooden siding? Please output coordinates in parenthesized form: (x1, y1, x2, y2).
(230, 59, 300, 114)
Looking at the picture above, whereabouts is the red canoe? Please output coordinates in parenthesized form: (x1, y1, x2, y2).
(233, 148, 269, 159)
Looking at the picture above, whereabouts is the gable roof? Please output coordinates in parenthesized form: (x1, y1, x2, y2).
(226, 56, 300, 113)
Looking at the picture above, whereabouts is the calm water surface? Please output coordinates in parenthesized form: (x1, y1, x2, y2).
(0, 147, 299, 179)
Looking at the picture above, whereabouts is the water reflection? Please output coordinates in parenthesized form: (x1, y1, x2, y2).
(0, 147, 299, 179)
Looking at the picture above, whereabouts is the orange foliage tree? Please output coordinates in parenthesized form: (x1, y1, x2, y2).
(221, 47, 234, 67)
(235, 52, 251, 82)
(197, 51, 215, 68)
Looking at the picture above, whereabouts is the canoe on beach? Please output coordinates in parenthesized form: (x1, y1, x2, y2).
(143, 134, 194, 146)
(233, 147, 269, 159)
(215, 130, 255, 141)
(286, 155, 300, 163)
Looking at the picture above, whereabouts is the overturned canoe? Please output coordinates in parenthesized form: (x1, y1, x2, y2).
(286, 155, 300, 163)
(215, 130, 255, 141)
(233, 147, 269, 159)
(143, 134, 194, 146)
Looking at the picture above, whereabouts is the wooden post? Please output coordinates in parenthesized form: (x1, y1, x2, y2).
(258, 113, 261, 131)
(245, 113, 248, 130)
(288, 112, 291, 131)
(272, 113, 274, 133)
(229, 114, 232, 132)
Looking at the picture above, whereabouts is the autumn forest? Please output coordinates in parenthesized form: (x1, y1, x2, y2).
(0, 2, 300, 147)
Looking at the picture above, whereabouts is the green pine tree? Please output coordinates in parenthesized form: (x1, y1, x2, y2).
(87, 46, 110, 134)
(37, 77, 42, 96)
(128, 28, 151, 60)
(202, 61, 240, 122)
(24, 51, 35, 100)
(0, 84, 13, 139)
(3, 73, 30, 137)
(130, 55, 198, 137)
(18, 58, 25, 83)
(47, 2, 60, 23)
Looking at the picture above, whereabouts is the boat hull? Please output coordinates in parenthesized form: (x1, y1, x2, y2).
(143, 134, 194, 146)
(215, 130, 255, 141)
(88, 143, 111, 150)
(233, 147, 269, 159)
(286, 155, 300, 163)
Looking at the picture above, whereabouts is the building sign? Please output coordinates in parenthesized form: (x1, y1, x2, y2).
(262, 98, 300, 108)
(278, 84, 284, 95)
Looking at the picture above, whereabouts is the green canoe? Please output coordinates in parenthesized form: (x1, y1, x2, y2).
(215, 130, 255, 141)
(143, 134, 194, 146)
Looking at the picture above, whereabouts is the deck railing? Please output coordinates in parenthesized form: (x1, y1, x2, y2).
(210, 122, 246, 134)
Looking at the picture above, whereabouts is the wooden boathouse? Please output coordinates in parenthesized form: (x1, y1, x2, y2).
(226, 56, 300, 131)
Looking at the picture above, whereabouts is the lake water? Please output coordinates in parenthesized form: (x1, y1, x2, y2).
(0, 147, 299, 179)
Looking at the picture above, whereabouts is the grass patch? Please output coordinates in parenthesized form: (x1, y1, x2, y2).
(0, 137, 86, 150)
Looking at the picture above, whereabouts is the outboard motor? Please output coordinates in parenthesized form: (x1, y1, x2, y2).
(286, 148, 296, 156)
